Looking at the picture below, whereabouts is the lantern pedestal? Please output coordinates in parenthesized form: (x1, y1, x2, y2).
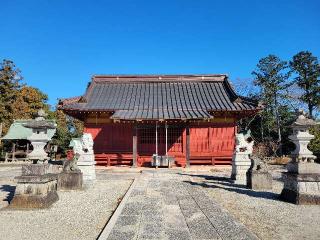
(280, 112, 320, 205)
(9, 164, 59, 209)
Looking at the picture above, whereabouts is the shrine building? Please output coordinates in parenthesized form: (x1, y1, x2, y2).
(59, 74, 261, 167)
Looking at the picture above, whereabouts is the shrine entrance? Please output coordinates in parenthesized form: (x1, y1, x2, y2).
(137, 124, 184, 156)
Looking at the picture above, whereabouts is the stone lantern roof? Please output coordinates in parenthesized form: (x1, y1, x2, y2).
(23, 109, 56, 130)
(291, 112, 318, 128)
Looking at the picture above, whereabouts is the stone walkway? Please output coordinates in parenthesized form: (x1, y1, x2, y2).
(105, 171, 258, 240)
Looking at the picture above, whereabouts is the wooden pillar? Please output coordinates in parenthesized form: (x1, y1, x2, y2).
(12, 142, 16, 161)
(26, 143, 30, 161)
(186, 125, 190, 168)
(132, 124, 137, 168)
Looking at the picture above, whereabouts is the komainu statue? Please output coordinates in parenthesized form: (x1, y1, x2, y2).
(70, 133, 94, 155)
(231, 130, 254, 185)
(235, 130, 254, 154)
(63, 153, 81, 172)
(69, 133, 96, 183)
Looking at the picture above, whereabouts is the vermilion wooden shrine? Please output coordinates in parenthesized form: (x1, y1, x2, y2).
(59, 75, 261, 167)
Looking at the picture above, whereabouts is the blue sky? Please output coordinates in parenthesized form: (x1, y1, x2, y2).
(1, 0, 319, 107)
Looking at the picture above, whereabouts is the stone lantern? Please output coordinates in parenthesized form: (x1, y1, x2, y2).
(23, 109, 57, 163)
(9, 109, 60, 209)
(280, 111, 320, 204)
(288, 112, 317, 164)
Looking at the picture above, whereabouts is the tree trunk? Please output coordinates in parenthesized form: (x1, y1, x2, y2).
(261, 114, 264, 141)
(274, 94, 282, 156)
(308, 104, 313, 119)
(0, 122, 2, 145)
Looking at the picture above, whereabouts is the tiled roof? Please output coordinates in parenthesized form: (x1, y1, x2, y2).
(59, 75, 261, 120)
(1, 120, 56, 140)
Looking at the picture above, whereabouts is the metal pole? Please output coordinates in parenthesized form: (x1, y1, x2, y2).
(155, 122, 158, 156)
(165, 122, 168, 156)
(186, 125, 190, 168)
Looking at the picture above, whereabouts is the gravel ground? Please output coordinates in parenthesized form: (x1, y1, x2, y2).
(1, 164, 320, 240)
(0, 180, 132, 240)
(191, 168, 320, 240)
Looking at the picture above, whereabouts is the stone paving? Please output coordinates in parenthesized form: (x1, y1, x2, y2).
(106, 170, 258, 240)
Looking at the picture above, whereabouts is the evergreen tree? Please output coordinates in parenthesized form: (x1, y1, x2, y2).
(0, 59, 84, 158)
(50, 109, 83, 156)
(252, 55, 291, 155)
(290, 51, 320, 118)
(0, 59, 23, 134)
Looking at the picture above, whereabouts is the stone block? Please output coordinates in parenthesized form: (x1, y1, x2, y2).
(231, 153, 251, 185)
(22, 164, 60, 176)
(15, 179, 57, 195)
(247, 170, 272, 190)
(280, 172, 320, 205)
(15, 174, 58, 183)
(9, 191, 59, 209)
(78, 153, 96, 182)
(165, 229, 192, 240)
(9, 163, 60, 209)
(280, 188, 320, 205)
(57, 172, 83, 190)
(78, 165, 96, 181)
(287, 162, 320, 174)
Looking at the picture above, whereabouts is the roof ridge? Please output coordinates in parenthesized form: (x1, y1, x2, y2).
(92, 74, 228, 83)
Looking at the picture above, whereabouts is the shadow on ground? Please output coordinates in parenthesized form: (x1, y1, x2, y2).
(179, 173, 280, 201)
(0, 185, 16, 203)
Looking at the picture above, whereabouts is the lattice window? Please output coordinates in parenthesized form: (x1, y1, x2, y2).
(168, 128, 183, 145)
(138, 127, 183, 146)
(139, 128, 156, 144)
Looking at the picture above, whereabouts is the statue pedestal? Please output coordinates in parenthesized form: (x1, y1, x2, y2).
(247, 170, 272, 190)
(287, 162, 319, 174)
(9, 164, 59, 209)
(58, 172, 83, 191)
(231, 153, 251, 185)
(78, 153, 96, 183)
(280, 162, 320, 205)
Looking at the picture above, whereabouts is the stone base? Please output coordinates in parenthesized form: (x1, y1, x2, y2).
(280, 188, 320, 205)
(247, 170, 272, 190)
(8, 164, 60, 209)
(9, 173, 58, 209)
(287, 162, 320, 174)
(231, 153, 251, 185)
(231, 169, 250, 185)
(78, 153, 96, 183)
(58, 172, 83, 190)
(231, 176, 247, 185)
(78, 165, 96, 182)
(280, 172, 320, 205)
(22, 164, 61, 175)
(9, 191, 59, 209)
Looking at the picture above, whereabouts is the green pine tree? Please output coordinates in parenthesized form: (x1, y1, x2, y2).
(290, 51, 320, 119)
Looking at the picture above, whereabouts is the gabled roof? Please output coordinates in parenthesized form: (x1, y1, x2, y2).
(59, 74, 261, 120)
(1, 120, 56, 140)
